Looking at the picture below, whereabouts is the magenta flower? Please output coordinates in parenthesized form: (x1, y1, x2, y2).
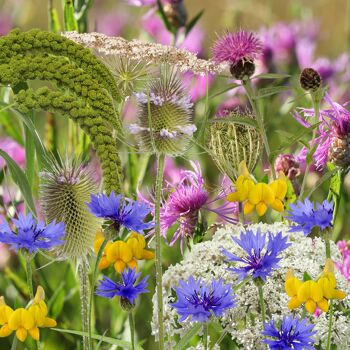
(293, 93, 350, 170)
(0, 137, 25, 170)
(140, 162, 238, 252)
(212, 30, 262, 65)
(335, 240, 350, 282)
(126, 0, 156, 6)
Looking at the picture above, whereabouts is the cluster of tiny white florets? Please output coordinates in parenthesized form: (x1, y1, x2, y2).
(151, 222, 350, 349)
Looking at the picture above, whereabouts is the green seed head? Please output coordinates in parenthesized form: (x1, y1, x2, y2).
(130, 71, 196, 155)
(207, 109, 262, 181)
(39, 157, 101, 261)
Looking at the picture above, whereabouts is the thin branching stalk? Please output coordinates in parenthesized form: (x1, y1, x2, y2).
(155, 153, 165, 350)
(325, 229, 331, 259)
(257, 284, 266, 324)
(78, 260, 91, 350)
(203, 323, 209, 350)
(326, 300, 334, 350)
(25, 254, 34, 300)
(129, 312, 135, 350)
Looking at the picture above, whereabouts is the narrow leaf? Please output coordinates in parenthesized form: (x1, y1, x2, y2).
(210, 116, 258, 128)
(185, 10, 204, 36)
(209, 83, 241, 99)
(254, 85, 291, 99)
(157, 0, 173, 32)
(64, 0, 78, 31)
(0, 149, 36, 214)
(253, 73, 291, 80)
(304, 168, 338, 198)
(173, 323, 202, 350)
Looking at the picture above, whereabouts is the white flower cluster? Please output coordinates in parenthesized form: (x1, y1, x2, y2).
(152, 223, 350, 349)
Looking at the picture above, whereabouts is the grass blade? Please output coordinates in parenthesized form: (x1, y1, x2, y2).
(173, 323, 202, 350)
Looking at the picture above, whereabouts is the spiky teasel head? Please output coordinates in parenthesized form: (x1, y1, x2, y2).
(207, 108, 262, 181)
(101, 56, 151, 99)
(39, 157, 101, 262)
(129, 69, 196, 155)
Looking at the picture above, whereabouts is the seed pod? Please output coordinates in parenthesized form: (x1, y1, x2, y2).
(39, 158, 101, 261)
(207, 109, 262, 181)
(130, 70, 196, 155)
(300, 68, 322, 92)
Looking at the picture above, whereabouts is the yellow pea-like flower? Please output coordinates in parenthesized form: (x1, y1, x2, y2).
(269, 177, 288, 212)
(127, 232, 155, 261)
(0, 297, 14, 338)
(106, 240, 137, 273)
(297, 280, 324, 314)
(8, 308, 36, 342)
(94, 231, 113, 270)
(245, 183, 275, 216)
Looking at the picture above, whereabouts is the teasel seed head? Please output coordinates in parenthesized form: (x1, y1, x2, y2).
(230, 59, 256, 81)
(129, 69, 196, 155)
(163, 0, 188, 29)
(39, 157, 101, 262)
(207, 108, 262, 181)
(300, 67, 322, 92)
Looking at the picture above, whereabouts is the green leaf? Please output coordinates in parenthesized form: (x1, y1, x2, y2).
(210, 116, 258, 128)
(304, 167, 338, 198)
(49, 283, 66, 318)
(209, 83, 241, 99)
(64, 0, 78, 31)
(185, 9, 204, 36)
(0, 104, 24, 145)
(254, 85, 291, 99)
(52, 328, 142, 350)
(48, 2, 61, 33)
(157, 0, 173, 32)
(303, 272, 312, 281)
(0, 149, 36, 214)
(253, 73, 291, 80)
(284, 178, 297, 208)
(173, 323, 202, 350)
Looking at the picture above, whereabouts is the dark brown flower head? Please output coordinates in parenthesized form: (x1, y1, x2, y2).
(300, 68, 322, 92)
(274, 154, 301, 180)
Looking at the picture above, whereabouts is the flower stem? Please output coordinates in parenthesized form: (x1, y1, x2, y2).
(88, 238, 108, 349)
(155, 153, 165, 350)
(299, 93, 320, 199)
(243, 80, 276, 180)
(129, 312, 135, 350)
(203, 323, 209, 350)
(325, 230, 331, 259)
(78, 260, 91, 350)
(326, 300, 334, 350)
(257, 284, 266, 324)
(239, 202, 244, 224)
(25, 255, 34, 300)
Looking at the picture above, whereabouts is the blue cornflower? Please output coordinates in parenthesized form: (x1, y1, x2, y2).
(171, 276, 235, 322)
(86, 191, 154, 234)
(222, 229, 291, 282)
(0, 213, 65, 253)
(96, 268, 148, 304)
(262, 315, 317, 349)
(286, 199, 333, 236)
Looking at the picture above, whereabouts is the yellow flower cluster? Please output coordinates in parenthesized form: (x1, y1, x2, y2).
(94, 231, 155, 273)
(227, 161, 288, 216)
(0, 286, 56, 342)
(285, 259, 346, 314)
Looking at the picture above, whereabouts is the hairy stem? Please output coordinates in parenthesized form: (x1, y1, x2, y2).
(203, 323, 209, 350)
(243, 80, 276, 179)
(78, 261, 91, 350)
(155, 153, 165, 350)
(257, 284, 266, 324)
(325, 230, 331, 259)
(129, 312, 135, 350)
(25, 255, 34, 300)
(326, 300, 334, 350)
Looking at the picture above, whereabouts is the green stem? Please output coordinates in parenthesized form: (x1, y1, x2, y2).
(325, 230, 331, 259)
(326, 300, 334, 350)
(257, 284, 266, 324)
(25, 255, 34, 300)
(243, 80, 276, 179)
(78, 261, 91, 350)
(299, 94, 320, 199)
(88, 238, 108, 349)
(239, 202, 244, 224)
(203, 323, 209, 350)
(129, 312, 135, 350)
(155, 153, 165, 350)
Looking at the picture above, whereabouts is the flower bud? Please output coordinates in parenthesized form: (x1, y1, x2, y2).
(120, 297, 135, 311)
(300, 68, 322, 92)
(230, 60, 255, 80)
(328, 135, 350, 167)
(163, 0, 188, 29)
(274, 154, 300, 180)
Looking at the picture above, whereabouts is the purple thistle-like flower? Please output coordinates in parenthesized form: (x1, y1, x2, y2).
(140, 161, 237, 252)
(212, 30, 263, 65)
(96, 268, 148, 304)
(293, 93, 350, 170)
(0, 213, 65, 253)
(171, 276, 235, 322)
(262, 315, 317, 349)
(286, 199, 333, 236)
(222, 229, 291, 282)
(86, 191, 154, 234)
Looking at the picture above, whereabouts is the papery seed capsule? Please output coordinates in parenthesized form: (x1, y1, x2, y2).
(39, 157, 101, 261)
(207, 108, 262, 181)
(300, 67, 322, 92)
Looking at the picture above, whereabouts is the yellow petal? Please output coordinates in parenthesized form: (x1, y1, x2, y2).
(317, 277, 333, 299)
(0, 296, 5, 307)
(243, 201, 255, 215)
(256, 202, 268, 216)
(317, 298, 329, 313)
(114, 260, 126, 274)
(270, 198, 284, 212)
(127, 237, 143, 259)
(288, 296, 303, 310)
(142, 249, 155, 260)
(107, 241, 132, 263)
(269, 179, 287, 200)
(285, 276, 302, 297)
(261, 183, 275, 204)
(9, 309, 35, 331)
(98, 257, 110, 270)
(127, 259, 138, 271)
(0, 305, 14, 325)
(323, 259, 335, 274)
(227, 192, 240, 202)
(248, 184, 261, 204)
(28, 327, 40, 341)
(305, 299, 316, 314)
(332, 289, 346, 300)
(42, 317, 57, 328)
(34, 286, 45, 304)
(298, 281, 323, 302)
(16, 328, 28, 342)
(0, 324, 13, 337)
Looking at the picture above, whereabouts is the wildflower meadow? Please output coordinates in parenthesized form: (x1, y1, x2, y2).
(1, 0, 350, 349)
